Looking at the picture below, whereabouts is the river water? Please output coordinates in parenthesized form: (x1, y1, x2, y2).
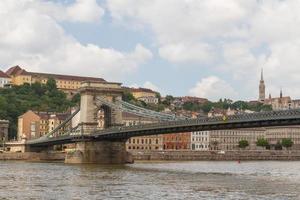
(0, 161, 300, 199)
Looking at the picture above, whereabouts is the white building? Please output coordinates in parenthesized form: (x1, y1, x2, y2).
(191, 131, 210, 151)
(137, 96, 159, 104)
(0, 70, 11, 87)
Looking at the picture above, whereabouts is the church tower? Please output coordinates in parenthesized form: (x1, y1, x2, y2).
(259, 68, 265, 102)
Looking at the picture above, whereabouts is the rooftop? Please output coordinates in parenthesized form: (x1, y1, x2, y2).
(5, 66, 106, 82)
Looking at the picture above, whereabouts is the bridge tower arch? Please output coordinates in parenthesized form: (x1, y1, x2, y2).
(79, 81, 123, 134)
(66, 81, 132, 164)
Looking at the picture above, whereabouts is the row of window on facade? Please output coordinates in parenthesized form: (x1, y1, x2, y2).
(128, 138, 159, 144)
(128, 146, 160, 150)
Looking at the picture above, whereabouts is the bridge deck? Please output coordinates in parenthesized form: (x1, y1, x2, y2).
(26, 109, 300, 146)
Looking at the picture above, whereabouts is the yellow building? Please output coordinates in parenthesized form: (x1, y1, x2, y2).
(6, 66, 106, 96)
(129, 87, 157, 99)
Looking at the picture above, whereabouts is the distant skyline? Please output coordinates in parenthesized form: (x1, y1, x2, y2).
(0, 0, 300, 101)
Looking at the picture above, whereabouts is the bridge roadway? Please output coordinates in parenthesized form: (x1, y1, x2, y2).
(27, 109, 300, 147)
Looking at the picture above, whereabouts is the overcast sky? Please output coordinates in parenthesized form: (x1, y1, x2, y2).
(1, 0, 300, 101)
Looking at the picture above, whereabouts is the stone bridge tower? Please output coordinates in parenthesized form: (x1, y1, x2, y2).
(66, 81, 131, 164)
(79, 81, 123, 134)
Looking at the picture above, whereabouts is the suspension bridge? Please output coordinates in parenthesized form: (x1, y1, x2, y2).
(22, 81, 300, 164)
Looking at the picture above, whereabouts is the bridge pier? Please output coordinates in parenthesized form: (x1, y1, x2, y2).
(65, 140, 133, 164)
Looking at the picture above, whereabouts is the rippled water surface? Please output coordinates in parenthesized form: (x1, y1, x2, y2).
(0, 161, 300, 199)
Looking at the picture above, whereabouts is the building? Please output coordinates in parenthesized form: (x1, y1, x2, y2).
(137, 96, 159, 104)
(0, 70, 11, 88)
(265, 126, 300, 149)
(209, 128, 266, 150)
(257, 69, 300, 110)
(191, 131, 210, 151)
(0, 120, 9, 141)
(125, 87, 159, 104)
(17, 110, 69, 140)
(6, 66, 106, 96)
(263, 89, 293, 110)
(124, 113, 163, 151)
(163, 132, 191, 150)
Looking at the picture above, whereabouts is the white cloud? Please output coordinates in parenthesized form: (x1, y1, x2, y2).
(159, 42, 215, 64)
(0, 0, 152, 81)
(66, 0, 105, 23)
(189, 76, 238, 101)
(107, 0, 253, 53)
(107, 0, 300, 99)
(129, 81, 161, 93)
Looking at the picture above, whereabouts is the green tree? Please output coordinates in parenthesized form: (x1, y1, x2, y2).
(0, 81, 76, 139)
(256, 138, 269, 147)
(238, 140, 249, 149)
(46, 78, 57, 91)
(162, 95, 174, 106)
(122, 90, 135, 102)
(281, 138, 293, 149)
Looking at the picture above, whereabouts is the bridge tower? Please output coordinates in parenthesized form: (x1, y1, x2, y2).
(65, 81, 131, 164)
(79, 81, 123, 133)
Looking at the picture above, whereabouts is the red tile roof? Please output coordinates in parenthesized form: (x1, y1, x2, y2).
(0, 70, 10, 78)
(5, 65, 22, 76)
(131, 87, 156, 93)
(5, 66, 106, 82)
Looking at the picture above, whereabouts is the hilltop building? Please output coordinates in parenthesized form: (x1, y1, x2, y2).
(6, 66, 106, 96)
(0, 70, 11, 88)
(124, 87, 159, 104)
(258, 69, 300, 110)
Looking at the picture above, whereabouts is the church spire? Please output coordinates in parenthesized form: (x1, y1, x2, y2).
(259, 68, 266, 102)
(280, 88, 283, 98)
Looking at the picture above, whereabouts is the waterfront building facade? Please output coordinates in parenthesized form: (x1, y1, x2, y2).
(163, 132, 191, 150)
(191, 131, 210, 151)
(124, 113, 163, 151)
(265, 126, 300, 149)
(209, 128, 266, 150)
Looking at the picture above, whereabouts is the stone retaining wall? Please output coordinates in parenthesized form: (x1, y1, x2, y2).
(0, 152, 65, 161)
(131, 150, 300, 161)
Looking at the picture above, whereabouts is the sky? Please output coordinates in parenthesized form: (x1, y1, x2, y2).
(1, 0, 300, 101)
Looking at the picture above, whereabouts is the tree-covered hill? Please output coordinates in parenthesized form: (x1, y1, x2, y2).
(0, 79, 79, 139)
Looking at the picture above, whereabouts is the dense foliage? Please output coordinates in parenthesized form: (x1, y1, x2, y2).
(256, 138, 269, 147)
(238, 140, 249, 149)
(281, 138, 293, 149)
(183, 99, 272, 113)
(0, 79, 79, 139)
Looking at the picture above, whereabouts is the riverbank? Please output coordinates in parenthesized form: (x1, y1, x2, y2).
(131, 150, 300, 161)
(0, 152, 65, 161)
(1, 150, 300, 162)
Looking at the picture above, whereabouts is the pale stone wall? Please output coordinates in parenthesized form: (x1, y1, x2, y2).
(132, 150, 300, 161)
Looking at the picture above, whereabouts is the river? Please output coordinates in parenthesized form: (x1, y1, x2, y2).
(0, 161, 299, 199)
